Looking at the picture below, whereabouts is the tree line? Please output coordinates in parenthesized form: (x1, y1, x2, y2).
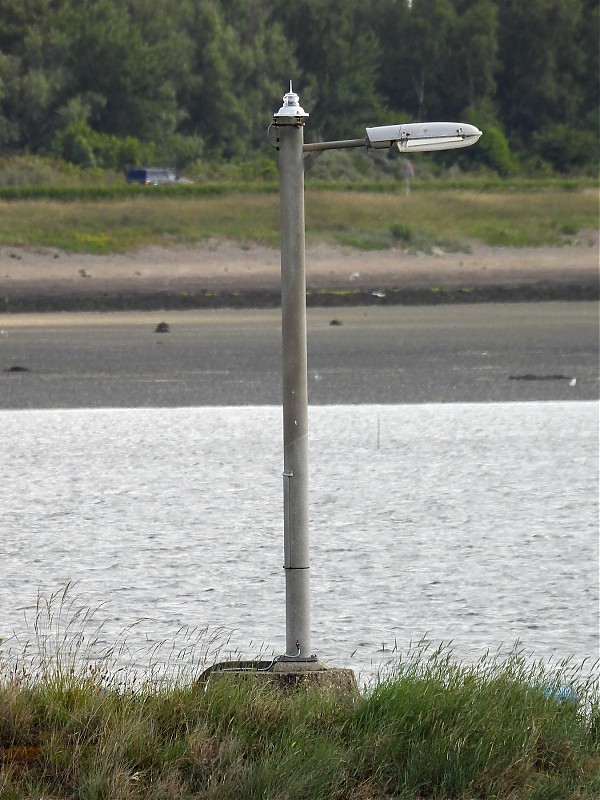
(0, 0, 597, 175)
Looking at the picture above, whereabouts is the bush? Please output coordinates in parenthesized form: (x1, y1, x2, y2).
(0, 155, 121, 187)
(53, 120, 152, 170)
(238, 156, 278, 181)
(531, 124, 599, 174)
(474, 123, 517, 176)
(152, 133, 205, 172)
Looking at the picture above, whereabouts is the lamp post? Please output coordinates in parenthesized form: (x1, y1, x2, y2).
(272, 86, 314, 663)
(271, 85, 481, 665)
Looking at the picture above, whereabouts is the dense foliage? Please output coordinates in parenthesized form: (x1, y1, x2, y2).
(0, 0, 597, 174)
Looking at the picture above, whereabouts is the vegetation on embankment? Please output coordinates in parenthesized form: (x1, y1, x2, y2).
(0, 180, 597, 256)
(1, 1, 598, 180)
(1, 648, 598, 799)
(1, 589, 598, 800)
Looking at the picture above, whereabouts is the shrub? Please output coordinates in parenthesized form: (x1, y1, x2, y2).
(472, 123, 516, 176)
(531, 123, 599, 174)
(53, 121, 168, 171)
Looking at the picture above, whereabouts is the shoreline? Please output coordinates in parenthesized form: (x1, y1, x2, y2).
(1, 239, 598, 312)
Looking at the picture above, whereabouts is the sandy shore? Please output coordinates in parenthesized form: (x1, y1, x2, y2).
(0, 236, 598, 311)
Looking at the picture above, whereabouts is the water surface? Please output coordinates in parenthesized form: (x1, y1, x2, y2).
(2, 402, 598, 681)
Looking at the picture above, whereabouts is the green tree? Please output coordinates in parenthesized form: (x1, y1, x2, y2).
(393, 0, 457, 120)
(0, 53, 19, 147)
(127, 0, 198, 131)
(576, 0, 599, 127)
(0, 0, 595, 172)
(275, 0, 385, 138)
(180, 0, 297, 158)
(372, 0, 498, 124)
(0, 0, 52, 55)
(57, 0, 179, 142)
(494, 0, 585, 145)
(0, 18, 71, 151)
(445, 0, 498, 116)
(175, 1, 239, 155)
(370, 0, 412, 117)
(531, 124, 598, 173)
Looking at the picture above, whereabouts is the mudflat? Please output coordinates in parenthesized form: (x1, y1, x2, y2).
(0, 240, 597, 407)
(1, 303, 597, 408)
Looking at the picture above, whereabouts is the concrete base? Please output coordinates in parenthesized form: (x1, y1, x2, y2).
(199, 660, 358, 697)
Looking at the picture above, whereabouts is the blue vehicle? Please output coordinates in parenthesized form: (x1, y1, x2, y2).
(126, 168, 192, 185)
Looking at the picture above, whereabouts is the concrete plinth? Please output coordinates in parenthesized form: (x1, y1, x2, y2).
(199, 660, 358, 697)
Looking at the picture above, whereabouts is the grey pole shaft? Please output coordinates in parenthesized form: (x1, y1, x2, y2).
(278, 120, 312, 660)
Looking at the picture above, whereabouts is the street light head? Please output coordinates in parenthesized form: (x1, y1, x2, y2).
(366, 122, 482, 152)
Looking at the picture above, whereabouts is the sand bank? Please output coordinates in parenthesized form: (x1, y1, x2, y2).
(0, 237, 597, 312)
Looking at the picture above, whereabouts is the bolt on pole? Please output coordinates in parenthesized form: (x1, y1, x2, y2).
(272, 86, 315, 662)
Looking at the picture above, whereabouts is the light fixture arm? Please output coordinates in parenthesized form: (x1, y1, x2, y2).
(303, 138, 366, 152)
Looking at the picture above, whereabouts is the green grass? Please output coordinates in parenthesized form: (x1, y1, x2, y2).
(1, 589, 598, 799)
(0, 185, 596, 255)
(0, 194, 282, 254)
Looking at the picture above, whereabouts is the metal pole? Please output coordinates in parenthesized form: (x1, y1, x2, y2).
(273, 87, 314, 662)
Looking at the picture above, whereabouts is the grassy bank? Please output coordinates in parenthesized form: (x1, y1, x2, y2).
(1, 594, 598, 799)
(1, 649, 598, 799)
(0, 185, 597, 255)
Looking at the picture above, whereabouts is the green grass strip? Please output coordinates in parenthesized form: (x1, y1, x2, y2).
(0, 188, 596, 254)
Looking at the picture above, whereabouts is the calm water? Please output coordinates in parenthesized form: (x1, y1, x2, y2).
(1, 402, 598, 681)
